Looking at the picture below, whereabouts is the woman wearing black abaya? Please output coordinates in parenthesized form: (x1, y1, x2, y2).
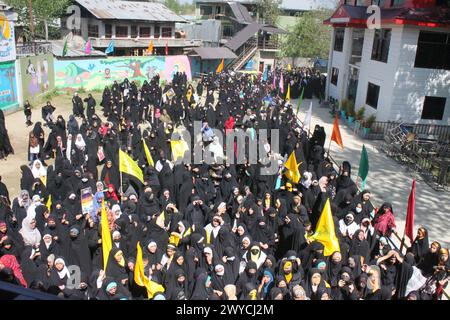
(326, 251, 343, 289)
(0, 109, 14, 159)
(407, 227, 429, 264)
(20, 165, 35, 193)
(100, 160, 120, 192)
(106, 247, 130, 287)
(166, 269, 189, 300)
(300, 241, 325, 273)
(349, 229, 370, 263)
(302, 268, 327, 300)
(66, 226, 92, 283)
(278, 213, 306, 258)
(251, 216, 276, 255)
(190, 268, 213, 300)
(417, 241, 441, 277)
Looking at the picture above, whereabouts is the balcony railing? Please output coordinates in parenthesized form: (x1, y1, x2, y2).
(257, 38, 279, 50)
(16, 42, 52, 57)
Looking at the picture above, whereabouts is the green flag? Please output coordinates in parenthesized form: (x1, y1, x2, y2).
(62, 38, 68, 57)
(296, 87, 305, 116)
(358, 144, 369, 190)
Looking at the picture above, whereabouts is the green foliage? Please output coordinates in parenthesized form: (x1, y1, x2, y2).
(347, 101, 355, 117)
(77, 86, 87, 94)
(364, 115, 376, 128)
(340, 99, 349, 113)
(355, 106, 366, 121)
(258, 0, 281, 25)
(5, 0, 70, 41)
(281, 9, 333, 59)
(164, 0, 195, 15)
(42, 88, 60, 102)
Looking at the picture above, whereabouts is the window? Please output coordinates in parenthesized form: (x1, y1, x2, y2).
(161, 27, 172, 38)
(414, 31, 450, 70)
(331, 67, 339, 85)
(223, 25, 233, 38)
(366, 82, 380, 109)
(200, 5, 213, 16)
(131, 26, 138, 38)
(371, 29, 391, 63)
(371, 0, 385, 5)
(356, 0, 365, 5)
(115, 26, 128, 37)
(88, 24, 99, 38)
(334, 28, 344, 52)
(105, 24, 112, 38)
(140, 27, 151, 38)
(154, 26, 160, 38)
(421, 97, 447, 120)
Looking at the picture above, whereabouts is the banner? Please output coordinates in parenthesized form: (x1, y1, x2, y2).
(81, 187, 94, 216)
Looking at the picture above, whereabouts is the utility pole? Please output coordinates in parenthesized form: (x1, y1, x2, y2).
(28, 0, 35, 41)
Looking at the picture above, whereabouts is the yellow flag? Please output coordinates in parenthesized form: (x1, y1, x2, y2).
(286, 84, 291, 101)
(142, 139, 154, 167)
(156, 211, 166, 227)
(46, 195, 52, 211)
(147, 41, 154, 55)
(284, 151, 300, 184)
(216, 58, 224, 73)
(308, 198, 340, 256)
(119, 149, 144, 183)
(134, 242, 165, 299)
(287, 64, 292, 71)
(101, 200, 112, 271)
(170, 140, 189, 162)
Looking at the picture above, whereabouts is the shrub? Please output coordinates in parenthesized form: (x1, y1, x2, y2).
(364, 115, 376, 128)
(346, 100, 355, 117)
(355, 106, 365, 121)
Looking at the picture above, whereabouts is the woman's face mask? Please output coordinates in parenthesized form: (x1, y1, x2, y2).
(356, 207, 362, 213)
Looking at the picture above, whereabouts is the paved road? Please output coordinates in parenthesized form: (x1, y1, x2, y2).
(1, 94, 449, 248)
(295, 98, 450, 248)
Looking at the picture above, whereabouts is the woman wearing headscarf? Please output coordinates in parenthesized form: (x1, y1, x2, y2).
(0, 109, 14, 159)
(278, 259, 303, 290)
(349, 229, 370, 263)
(372, 202, 396, 237)
(301, 268, 327, 300)
(190, 268, 213, 300)
(19, 216, 41, 248)
(11, 190, 31, 231)
(20, 165, 35, 193)
(166, 269, 189, 300)
(326, 251, 343, 289)
(0, 254, 28, 287)
(278, 213, 306, 259)
(407, 227, 430, 264)
(106, 247, 130, 287)
(300, 241, 324, 273)
(417, 241, 441, 277)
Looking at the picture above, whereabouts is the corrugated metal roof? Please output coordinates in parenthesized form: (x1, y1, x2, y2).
(190, 47, 237, 60)
(51, 40, 106, 58)
(224, 22, 260, 51)
(190, 47, 237, 59)
(75, 0, 186, 23)
(227, 1, 253, 24)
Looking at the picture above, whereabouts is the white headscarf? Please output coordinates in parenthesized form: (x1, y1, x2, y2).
(75, 134, 86, 150)
(31, 159, 47, 179)
(19, 216, 41, 247)
(66, 134, 73, 161)
(55, 258, 70, 279)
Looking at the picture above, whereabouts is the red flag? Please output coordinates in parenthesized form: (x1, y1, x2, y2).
(331, 115, 344, 149)
(405, 180, 416, 241)
(165, 42, 169, 55)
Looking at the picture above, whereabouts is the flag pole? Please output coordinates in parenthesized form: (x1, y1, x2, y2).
(327, 138, 332, 158)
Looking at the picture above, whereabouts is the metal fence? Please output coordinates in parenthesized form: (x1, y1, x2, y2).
(367, 121, 450, 142)
(16, 42, 53, 57)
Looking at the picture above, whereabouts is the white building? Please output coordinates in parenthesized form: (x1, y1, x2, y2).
(325, 1, 450, 125)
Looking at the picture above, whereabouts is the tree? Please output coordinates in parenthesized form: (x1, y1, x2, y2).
(280, 9, 333, 59)
(164, 0, 195, 15)
(5, 0, 70, 41)
(258, 0, 281, 25)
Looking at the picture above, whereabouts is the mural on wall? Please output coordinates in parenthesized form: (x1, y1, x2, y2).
(0, 61, 18, 111)
(55, 55, 192, 90)
(20, 54, 55, 101)
(0, 13, 16, 62)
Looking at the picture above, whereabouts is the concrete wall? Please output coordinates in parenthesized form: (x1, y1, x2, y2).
(390, 26, 450, 125)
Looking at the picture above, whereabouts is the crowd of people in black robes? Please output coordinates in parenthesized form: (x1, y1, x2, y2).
(0, 68, 448, 301)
